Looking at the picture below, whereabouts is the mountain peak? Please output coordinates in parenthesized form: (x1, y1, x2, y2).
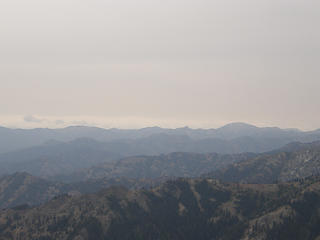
(219, 122, 258, 130)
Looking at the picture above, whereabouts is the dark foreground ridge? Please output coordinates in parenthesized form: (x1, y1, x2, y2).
(1, 177, 320, 240)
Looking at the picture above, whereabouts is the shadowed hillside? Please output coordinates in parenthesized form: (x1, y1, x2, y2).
(0, 177, 320, 240)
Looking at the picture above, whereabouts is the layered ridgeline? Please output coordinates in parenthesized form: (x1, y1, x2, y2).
(1, 123, 320, 179)
(2, 141, 320, 209)
(53, 152, 255, 182)
(0, 151, 254, 209)
(1, 123, 320, 154)
(2, 136, 320, 181)
(207, 141, 320, 183)
(0, 177, 320, 240)
(50, 141, 320, 183)
(0, 141, 254, 178)
(0, 138, 121, 177)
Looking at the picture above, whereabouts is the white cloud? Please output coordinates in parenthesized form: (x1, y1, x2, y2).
(23, 115, 44, 123)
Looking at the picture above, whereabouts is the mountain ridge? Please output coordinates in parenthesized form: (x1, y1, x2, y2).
(1, 123, 319, 154)
(206, 141, 320, 183)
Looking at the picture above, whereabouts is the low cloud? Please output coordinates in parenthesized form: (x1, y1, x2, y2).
(23, 115, 44, 123)
(55, 119, 65, 125)
(22, 115, 92, 127)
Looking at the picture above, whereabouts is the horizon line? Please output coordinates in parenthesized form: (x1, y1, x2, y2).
(0, 122, 316, 132)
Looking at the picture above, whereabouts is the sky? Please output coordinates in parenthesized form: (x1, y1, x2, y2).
(0, 0, 319, 130)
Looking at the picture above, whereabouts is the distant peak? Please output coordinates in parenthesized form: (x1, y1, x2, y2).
(219, 122, 258, 129)
(176, 126, 190, 130)
(64, 125, 101, 130)
(141, 126, 162, 130)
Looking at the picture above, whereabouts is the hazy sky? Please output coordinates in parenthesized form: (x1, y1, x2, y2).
(0, 0, 319, 130)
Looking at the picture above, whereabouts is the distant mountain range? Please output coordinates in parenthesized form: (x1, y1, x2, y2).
(1, 177, 320, 240)
(1, 123, 320, 154)
(1, 123, 320, 179)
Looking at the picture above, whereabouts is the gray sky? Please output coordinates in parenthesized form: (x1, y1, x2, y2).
(0, 0, 319, 130)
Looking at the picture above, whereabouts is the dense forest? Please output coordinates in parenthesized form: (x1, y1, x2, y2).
(1, 177, 320, 240)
